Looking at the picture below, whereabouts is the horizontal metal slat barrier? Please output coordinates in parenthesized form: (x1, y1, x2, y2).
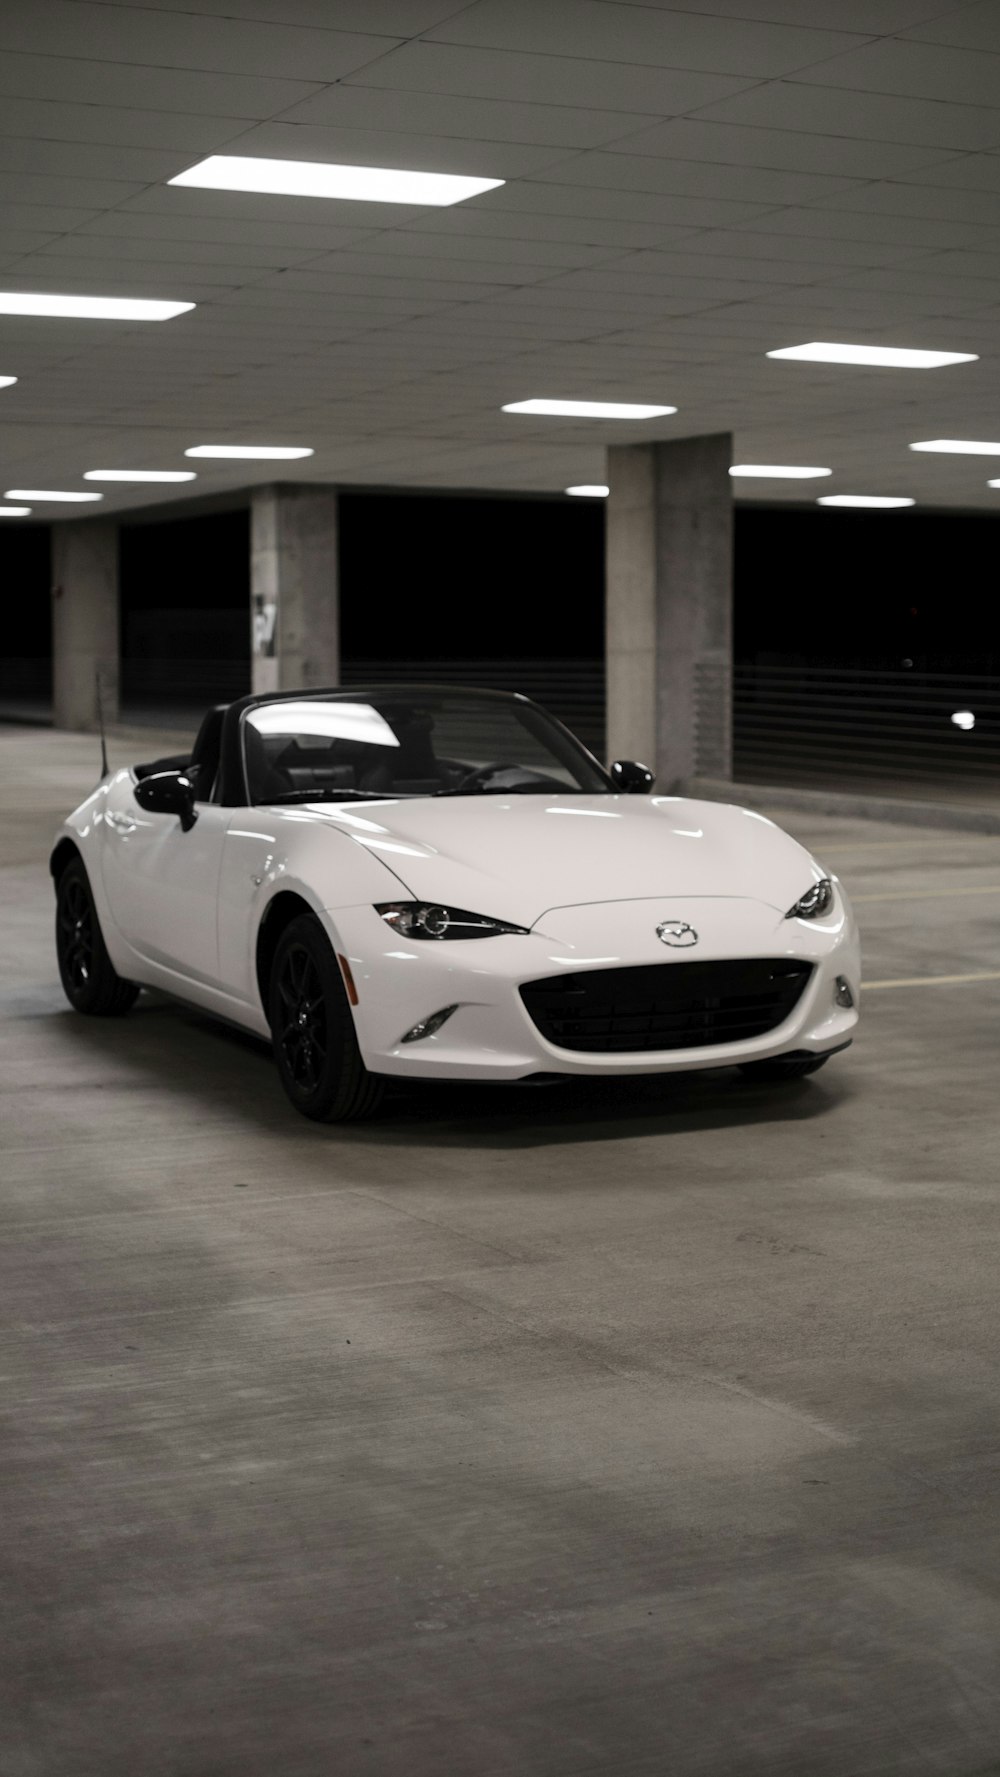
(734, 665, 1000, 793)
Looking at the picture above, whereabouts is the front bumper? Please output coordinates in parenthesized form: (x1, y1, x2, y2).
(326, 894, 860, 1081)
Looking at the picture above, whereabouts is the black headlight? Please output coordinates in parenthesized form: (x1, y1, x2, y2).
(786, 878, 834, 920)
(375, 902, 529, 940)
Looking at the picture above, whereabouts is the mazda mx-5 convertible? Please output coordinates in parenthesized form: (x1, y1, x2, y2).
(51, 686, 859, 1121)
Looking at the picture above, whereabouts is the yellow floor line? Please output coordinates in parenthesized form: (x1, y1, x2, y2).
(853, 885, 1000, 902)
(862, 970, 1000, 991)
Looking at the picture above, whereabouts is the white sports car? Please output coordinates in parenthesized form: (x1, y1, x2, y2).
(52, 686, 859, 1121)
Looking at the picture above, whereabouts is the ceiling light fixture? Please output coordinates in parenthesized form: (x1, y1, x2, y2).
(565, 484, 609, 497)
(84, 470, 198, 482)
(0, 505, 31, 517)
(0, 375, 16, 389)
(729, 464, 832, 479)
(5, 488, 103, 502)
(169, 155, 503, 207)
(911, 439, 1000, 455)
(817, 495, 915, 509)
(0, 293, 193, 321)
(769, 342, 977, 368)
(184, 444, 314, 460)
(504, 399, 677, 419)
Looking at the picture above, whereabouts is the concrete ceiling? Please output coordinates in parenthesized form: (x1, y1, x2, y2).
(3, 0, 1000, 517)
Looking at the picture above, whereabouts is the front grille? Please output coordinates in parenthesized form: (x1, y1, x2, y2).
(519, 959, 813, 1054)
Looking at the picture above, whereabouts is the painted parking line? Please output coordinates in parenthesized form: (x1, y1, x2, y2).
(853, 885, 1000, 902)
(862, 970, 1000, 991)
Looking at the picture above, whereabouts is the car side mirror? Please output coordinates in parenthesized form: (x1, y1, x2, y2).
(609, 759, 654, 794)
(134, 770, 199, 832)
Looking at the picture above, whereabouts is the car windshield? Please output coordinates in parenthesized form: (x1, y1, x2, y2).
(242, 691, 610, 804)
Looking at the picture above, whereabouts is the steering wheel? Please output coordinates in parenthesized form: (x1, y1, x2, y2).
(450, 762, 516, 793)
(449, 763, 569, 795)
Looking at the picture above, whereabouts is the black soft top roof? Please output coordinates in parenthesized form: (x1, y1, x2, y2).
(215, 683, 532, 805)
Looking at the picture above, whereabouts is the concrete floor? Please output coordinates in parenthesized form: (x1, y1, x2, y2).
(3, 724, 1000, 1777)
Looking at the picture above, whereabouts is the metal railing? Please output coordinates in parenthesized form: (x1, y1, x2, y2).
(733, 664, 1000, 796)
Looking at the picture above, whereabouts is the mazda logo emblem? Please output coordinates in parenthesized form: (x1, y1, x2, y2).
(657, 921, 698, 948)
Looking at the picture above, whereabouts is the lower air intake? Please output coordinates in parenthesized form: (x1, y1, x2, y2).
(520, 958, 813, 1054)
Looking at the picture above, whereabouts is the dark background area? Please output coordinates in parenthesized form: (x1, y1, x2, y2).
(734, 505, 1000, 673)
(338, 491, 606, 660)
(0, 524, 51, 698)
(3, 496, 1000, 690)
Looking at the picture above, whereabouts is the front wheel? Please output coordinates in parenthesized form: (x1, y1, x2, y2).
(269, 915, 383, 1122)
(55, 857, 139, 1016)
(739, 1053, 831, 1082)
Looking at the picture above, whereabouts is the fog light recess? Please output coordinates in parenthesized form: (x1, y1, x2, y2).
(834, 977, 855, 1009)
(401, 1005, 459, 1044)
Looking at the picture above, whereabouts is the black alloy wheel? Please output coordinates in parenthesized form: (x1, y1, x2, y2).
(55, 857, 139, 1016)
(268, 914, 383, 1122)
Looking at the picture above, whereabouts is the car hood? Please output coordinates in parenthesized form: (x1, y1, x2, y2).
(312, 794, 820, 928)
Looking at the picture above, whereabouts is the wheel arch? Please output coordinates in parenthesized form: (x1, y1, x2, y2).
(50, 836, 83, 889)
(255, 890, 317, 1011)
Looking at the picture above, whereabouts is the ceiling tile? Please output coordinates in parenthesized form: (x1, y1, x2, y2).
(0, 51, 324, 117)
(340, 40, 756, 113)
(0, 137, 187, 183)
(598, 116, 956, 180)
(89, 0, 463, 28)
(423, 0, 869, 77)
(606, 0, 961, 26)
(528, 148, 864, 207)
(694, 79, 1000, 150)
(483, 180, 775, 227)
(902, 2, 1000, 51)
(794, 37, 1000, 108)
(278, 83, 661, 149)
(0, 97, 251, 153)
(2, 4, 398, 83)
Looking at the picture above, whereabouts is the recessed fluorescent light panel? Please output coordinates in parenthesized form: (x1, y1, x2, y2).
(504, 399, 677, 419)
(0, 505, 31, 516)
(5, 488, 103, 502)
(729, 464, 832, 479)
(0, 375, 16, 389)
(84, 470, 197, 482)
(184, 444, 314, 460)
(911, 439, 1000, 455)
(565, 484, 610, 497)
(817, 495, 915, 509)
(170, 155, 503, 207)
(769, 342, 977, 369)
(0, 293, 193, 320)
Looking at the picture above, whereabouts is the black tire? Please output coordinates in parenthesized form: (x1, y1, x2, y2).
(268, 914, 383, 1123)
(55, 856, 139, 1016)
(739, 1053, 831, 1082)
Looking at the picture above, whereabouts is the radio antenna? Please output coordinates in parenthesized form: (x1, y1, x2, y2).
(95, 670, 109, 779)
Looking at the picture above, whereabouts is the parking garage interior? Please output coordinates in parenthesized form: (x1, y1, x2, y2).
(4, 3, 1000, 1773)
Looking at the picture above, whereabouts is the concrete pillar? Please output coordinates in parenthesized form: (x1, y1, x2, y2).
(606, 433, 732, 790)
(250, 485, 339, 694)
(51, 520, 119, 731)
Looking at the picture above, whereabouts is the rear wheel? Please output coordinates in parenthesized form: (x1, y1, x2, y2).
(269, 914, 383, 1122)
(55, 857, 139, 1016)
(739, 1053, 831, 1082)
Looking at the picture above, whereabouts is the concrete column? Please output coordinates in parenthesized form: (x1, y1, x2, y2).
(606, 433, 733, 790)
(51, 520, 119, 731)
(250, 485, 339, 694)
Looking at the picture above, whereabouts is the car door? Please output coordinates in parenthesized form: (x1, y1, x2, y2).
(101, 779, 230, 987)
